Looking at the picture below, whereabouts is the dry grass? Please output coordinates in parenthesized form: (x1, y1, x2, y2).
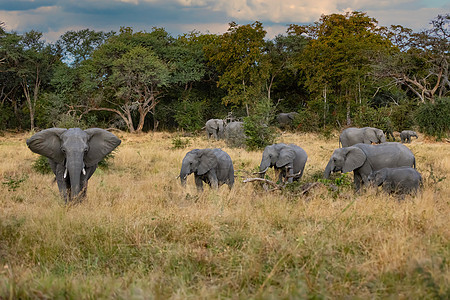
(0, 131, 448, 299)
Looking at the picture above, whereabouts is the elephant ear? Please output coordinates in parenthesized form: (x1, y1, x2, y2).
(276, 147, 295, 168)
(342, 147, 366, 173)
(363, 129, 377, 144)
(197, 149, 218, 175)
(26, 128, 67, 163)
(84, 128, 121, 167)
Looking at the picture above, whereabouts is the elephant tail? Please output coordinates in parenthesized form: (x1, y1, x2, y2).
(413, 157, 416, 169)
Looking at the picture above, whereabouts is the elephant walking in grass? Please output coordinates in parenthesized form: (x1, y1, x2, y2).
(368, 167, 422, 195)
(258, 143, 308, 183)
(180, 148, 234, 191)
(339, 127, 386, 147)
(27, 128, 121, 203)
(276, 112, 299, 129)
(205, 119, 226, 140)
(400, 130, 418, 143)
(324, 143, 416, 191)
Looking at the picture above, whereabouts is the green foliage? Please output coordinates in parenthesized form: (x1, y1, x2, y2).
(32, 156, 53, 174)
(293, 109, 321, 132)
(415, 97, 450, 139)
(243, 98, 277, 150)
(171, 137, 191, 149)
(2, 175, 28, 191)
(174, 99, 207, 132)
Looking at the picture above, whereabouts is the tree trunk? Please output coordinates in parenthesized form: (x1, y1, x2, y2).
(346, 99, 351, 126)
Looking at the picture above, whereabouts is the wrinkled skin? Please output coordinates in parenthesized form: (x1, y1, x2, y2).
(205, 119, 226, 140)
(259, 143, 308, 183)
(180, 148, 234, 191)
(368, 167, 422, 195)
(324, 143, 416, 191)
(276, 112, 299, 129)
(27, 128, 121, 203)
(400, 130, 418, 143)
(339, 127, 386, 147)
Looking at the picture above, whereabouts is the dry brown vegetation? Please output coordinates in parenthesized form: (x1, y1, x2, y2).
(0, 131, 449, 299)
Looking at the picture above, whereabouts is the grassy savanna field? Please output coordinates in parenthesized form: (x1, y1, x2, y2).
(0, 130, 448, 299)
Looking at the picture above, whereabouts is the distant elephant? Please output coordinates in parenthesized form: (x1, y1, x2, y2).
(400, 130, 418, 143)
(276, 112, 299, 129)
(258, 143, 308, 183)
(27, 128, 121, 203)
(324, 142, 416, 191)
(368, 167, 422, 195)
(205, 119, 226, 140)
(224, 121, 246, 147)
(339, 127, 386, 147)
(180, 148, 234, 191)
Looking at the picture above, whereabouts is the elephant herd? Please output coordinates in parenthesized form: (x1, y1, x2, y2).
(26, 126, 422, 204)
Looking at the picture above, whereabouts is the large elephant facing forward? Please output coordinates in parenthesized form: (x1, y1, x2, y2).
(180, 148, 234, 191)
(324, 143, 415, 191)
(339, 127, 386, 147)
(27, 128, 121, 203)
(205, 119, 225, 140)
(259, 143, 308, 183)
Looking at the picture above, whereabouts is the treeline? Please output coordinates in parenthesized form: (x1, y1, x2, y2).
(0, 12, 449, 137)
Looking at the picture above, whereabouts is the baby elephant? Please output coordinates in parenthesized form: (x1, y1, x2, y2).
(180, 148, 234, 191)
(368, 167, 422, 195)
(400, 130, 418, 143)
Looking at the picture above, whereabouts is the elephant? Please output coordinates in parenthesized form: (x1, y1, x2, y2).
(205, 119, 226, 140)
(258, 143, 308, 183)
(368, 167, 422, 195)
(276, 112, 299, 129)
(224, 121, 246, 147)
(180, 148, 234, 191)
(339, 127, 386, 147)
(26, 128, 121, 203)
(324, 142, 416, 191)
(400, 130, 418, 143)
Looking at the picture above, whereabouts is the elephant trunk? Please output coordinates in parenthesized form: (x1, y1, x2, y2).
(380, 135, 387, 143)
(324, 159, 333, 179)
(179, 164, 191, 187)
(66, 152, 86, 200)
(258, 160, 270, 178)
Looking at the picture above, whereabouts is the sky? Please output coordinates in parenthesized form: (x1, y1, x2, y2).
(0, 0, 449, 43)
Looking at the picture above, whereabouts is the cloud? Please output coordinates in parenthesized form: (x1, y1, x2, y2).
(0, 0, 447, 42)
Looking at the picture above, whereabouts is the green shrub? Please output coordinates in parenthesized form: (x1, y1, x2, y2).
(244, 98, 277, 150)
(293, 109, 320, 132)
(171, 137, 191, 149)
(174, 99, 207, 132)
(32, 156, 53, 174)
(415, 97, 450, 139)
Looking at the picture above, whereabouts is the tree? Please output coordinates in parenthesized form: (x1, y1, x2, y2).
(205, 21, 270, 115)
(289, 12, 392, 125)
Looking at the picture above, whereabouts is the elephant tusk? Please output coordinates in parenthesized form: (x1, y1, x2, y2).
(253, 166, 269, 175)
(82, 168, 86, 175)
(64, 168, 68, 179)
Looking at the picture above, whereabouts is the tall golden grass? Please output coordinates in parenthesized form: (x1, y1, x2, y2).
(0, 131, 448, 299)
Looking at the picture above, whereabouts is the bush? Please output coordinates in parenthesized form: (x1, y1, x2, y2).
(32, 156, 53, 174)
(415, 97, 450, 139)
(293, 109, 320, 132)
(174, 99, 207, 132)
(243, 98, 277, 150)
(171, 137, 191, 149)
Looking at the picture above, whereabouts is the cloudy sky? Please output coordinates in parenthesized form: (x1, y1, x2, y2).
(1, 0, 448, 42)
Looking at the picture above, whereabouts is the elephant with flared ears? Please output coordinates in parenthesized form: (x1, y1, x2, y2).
(27, 128, 121, 203)
(324, 142, 415, 191)
(258, 143, 308, 183)
(205, 119, 226, 140)
(180, 148, 234, 191)
(339, 127, 386, 147)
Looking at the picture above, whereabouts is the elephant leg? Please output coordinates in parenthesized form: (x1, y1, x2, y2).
(286, 167, 294, 183)
(207, 170, 219, 189)
(194, 175, 204, 192)
(354, 172, 363, 192)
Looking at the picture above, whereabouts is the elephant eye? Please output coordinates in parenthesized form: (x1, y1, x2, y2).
(84, 148, 89, 153)
(61, 148, 66, 153)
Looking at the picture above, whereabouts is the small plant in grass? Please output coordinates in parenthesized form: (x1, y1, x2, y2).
(171, 137, 191, 149)
(32, 155, 53, 174)
(2, 175, 28, 191)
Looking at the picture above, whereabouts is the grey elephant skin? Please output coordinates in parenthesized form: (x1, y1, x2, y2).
(180, 148, 234, 191)
(205, 119, 226, 140)
(324, 142, 416, 191)
(368, 167, 422, 195)
(400, 130, 418, 143)
(224, 121, 246, 147)
(276, 112, 298, 129)
(339, 127, 386, 147)
(27, 128, 121, 203)
(259, 143, 308, 183)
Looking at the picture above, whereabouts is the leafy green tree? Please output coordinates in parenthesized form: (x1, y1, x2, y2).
(289, 12, 392, 126)
(205, 21, 270, 115)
